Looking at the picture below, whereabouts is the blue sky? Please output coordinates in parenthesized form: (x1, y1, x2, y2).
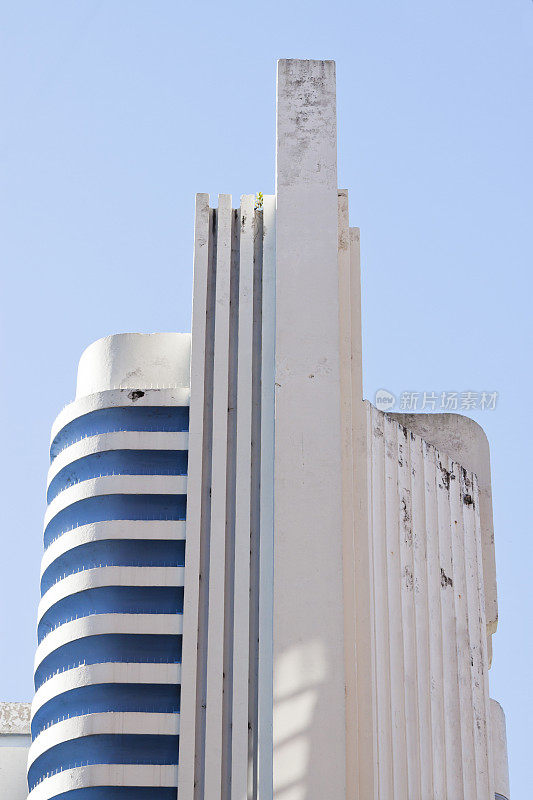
(0, 0, 531, 794)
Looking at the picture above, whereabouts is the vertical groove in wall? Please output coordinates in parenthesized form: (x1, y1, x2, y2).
(370, 408, 392, 798)
(194, 206, 218, 800)
(221, 208, 240, 799)
(248, 205, 263, 800)
(387, 418, 409, 797)
(257, 195, 275, 800)
(397, 426, 420, 799)
(182, 196, 273, 800)
(466, 467, 494, 798)
(179, 194, 216, 800)
(438, 452, 464, 796)
(451, 459, 477, 797)
(427, 440, 448, 799)
(204, 195, 234, 799)
(337, 192, 359, 800)
(229, 197, 253, 800)
(410, 432, 433, 799)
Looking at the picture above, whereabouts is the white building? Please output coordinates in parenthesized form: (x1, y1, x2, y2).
(0, 702, 31, 800)
(2, 59, 512, 800)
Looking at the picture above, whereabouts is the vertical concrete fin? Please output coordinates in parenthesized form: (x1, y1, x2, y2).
(180, 193, 215, 800)
(203, 194, 234, 799)
(181, 193, 273, 800)
(274, 58, 347, 799)
(340, 220, 376, 800)
(338, 192, 369, 800)
(230, 195, 255, 799)
(257, 194, 275, 800)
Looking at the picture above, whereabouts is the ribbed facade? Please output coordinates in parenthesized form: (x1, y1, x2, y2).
(28, 334, 190, 800)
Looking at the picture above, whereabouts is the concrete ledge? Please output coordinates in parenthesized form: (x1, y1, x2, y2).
(34, 613, 183, 673)
(32, 663, 181, 716)
(51, 387, 190, 445)
(42, 520, 185, 574)
(47, 431, 189, 486)
(28, 710, 180, 768)
(27, 764, 178, 799)
(44, 475, 187, 530)
(38, 566, 185, 623)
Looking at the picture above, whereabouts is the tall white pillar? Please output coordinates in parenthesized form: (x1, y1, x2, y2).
(273, 59, 347, 800)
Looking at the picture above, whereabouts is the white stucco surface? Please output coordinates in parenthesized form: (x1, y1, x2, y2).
(51, 387, 189, 445)
(40, 519, 185, 577)
(43, 474, 187, 530)
(274, 59, 347, 800)
(47, 430, 189, 485)
(28, 710, 180, 768)
(28, 764, 179, 800)
(0, 702, 31, 800)
(34, 612, 182, 672)
(76, 332, 191, 398)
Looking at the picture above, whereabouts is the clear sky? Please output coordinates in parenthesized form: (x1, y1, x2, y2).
(0, 0, 531, 795)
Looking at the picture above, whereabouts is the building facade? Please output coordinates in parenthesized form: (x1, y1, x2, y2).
(21, 59, 511, 800)
(0, 702, 31, 800)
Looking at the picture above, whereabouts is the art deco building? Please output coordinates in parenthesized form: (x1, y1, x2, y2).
(25, 60, 510, 800)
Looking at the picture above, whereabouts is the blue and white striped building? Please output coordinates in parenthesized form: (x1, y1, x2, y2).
(28, 333, 191, 800)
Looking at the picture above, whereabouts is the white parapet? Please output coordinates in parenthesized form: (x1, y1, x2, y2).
(76, 331, 191, 397)
(0, 702, 31, 800)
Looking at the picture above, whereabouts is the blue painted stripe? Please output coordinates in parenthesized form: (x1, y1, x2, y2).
(28, 733, 180, 790)
(44, 495, 186, 549)
(31, 684, 181, 739)
(44, 789, 177, 799)
(51, 407, 189, 462)
(34, 634, 182, 691)
(41, 540, 185, 596)
(38, 586, 184, 644)
(48, 450, 189, 504)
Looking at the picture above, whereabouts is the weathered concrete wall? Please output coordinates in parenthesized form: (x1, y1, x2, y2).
(0, 702, 31, 800)
(389, 412, 498, 644)
(346, 405, 496, 799)
(274, 59, 347, 800)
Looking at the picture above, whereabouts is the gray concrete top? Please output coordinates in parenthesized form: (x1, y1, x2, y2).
(276, 59, 337, 190)
(0, 702, 31, 735)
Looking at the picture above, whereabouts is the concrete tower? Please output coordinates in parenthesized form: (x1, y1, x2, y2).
(25, 60, 510, 800)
